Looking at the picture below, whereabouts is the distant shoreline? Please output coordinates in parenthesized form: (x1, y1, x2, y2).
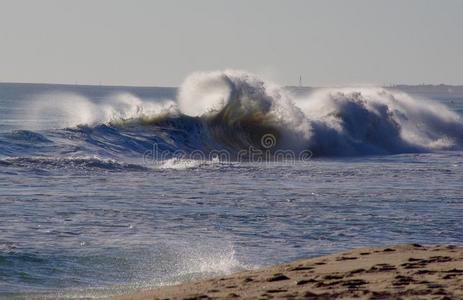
(107, 244, 463, 300)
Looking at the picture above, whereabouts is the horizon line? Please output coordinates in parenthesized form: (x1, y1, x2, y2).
(1, 80, 463, 89)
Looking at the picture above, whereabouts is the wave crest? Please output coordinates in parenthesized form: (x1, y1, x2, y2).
(179, 70, 311, 150)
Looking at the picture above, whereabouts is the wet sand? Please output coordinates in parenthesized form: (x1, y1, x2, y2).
(108, 244, 463, 299)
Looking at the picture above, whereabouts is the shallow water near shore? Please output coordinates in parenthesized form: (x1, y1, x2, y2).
(0, 81, 462, 298)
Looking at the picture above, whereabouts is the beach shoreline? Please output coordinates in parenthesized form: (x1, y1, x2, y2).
(107, 244, 462, 300)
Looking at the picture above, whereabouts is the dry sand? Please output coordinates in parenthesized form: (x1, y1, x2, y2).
(108, 244, 463, 300)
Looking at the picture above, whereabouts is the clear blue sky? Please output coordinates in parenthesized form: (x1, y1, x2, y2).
(0, 0, 462, 86)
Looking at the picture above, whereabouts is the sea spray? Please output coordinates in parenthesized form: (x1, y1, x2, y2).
(27, 91, 176, 129)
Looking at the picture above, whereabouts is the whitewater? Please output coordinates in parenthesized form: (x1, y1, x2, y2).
(0, 71, 462, 298)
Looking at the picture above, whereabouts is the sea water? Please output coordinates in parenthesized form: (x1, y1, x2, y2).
(0, 72, 462, 298)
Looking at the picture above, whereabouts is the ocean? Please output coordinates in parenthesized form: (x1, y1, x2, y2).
(0, 71, 462, 298)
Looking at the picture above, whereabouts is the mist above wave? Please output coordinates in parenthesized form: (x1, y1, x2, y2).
(27, 91, 177, 129)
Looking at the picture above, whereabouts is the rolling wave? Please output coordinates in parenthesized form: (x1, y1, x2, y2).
(1, 70, 463, 170)
(178, 70, 463, 155)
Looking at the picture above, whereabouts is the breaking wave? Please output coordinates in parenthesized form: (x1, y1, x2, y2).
(295, 87, 463, 155)
(2, 69, 463, 165)
(176, 70, 463, 156)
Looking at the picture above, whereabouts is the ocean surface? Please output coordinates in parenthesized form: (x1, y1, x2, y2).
(1, 71, 462, 299)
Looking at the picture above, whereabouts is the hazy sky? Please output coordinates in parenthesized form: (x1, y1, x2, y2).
(0, 0, 462, 86)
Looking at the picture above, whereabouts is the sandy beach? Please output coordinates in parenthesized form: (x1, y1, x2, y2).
(108, 244, 463, 300)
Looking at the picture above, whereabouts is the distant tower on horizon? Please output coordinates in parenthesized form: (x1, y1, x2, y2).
(299, 75, 302, 88)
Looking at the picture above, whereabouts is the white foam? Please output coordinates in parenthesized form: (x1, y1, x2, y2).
(176, 244, 245, 277)
(156, 158, 207, 170)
